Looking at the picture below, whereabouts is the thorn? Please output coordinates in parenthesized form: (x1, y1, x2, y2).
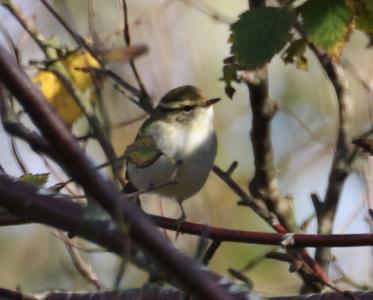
(226, 161, 238, 176)
(368, 208, 373, 220)
(310, 193, 323, 223)
(228, 268, 253, 289)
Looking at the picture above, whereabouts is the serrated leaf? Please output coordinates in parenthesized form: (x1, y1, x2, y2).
(20, 173, 49, 187)
(281, 39, 308, 71)
(350, 0, 373, 33)
(125, 135, 162, 168)
(300, 0, 353, 59)
(230, 7, 295, 69)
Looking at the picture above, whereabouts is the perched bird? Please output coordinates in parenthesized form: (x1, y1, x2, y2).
(125, 85, 220, 224)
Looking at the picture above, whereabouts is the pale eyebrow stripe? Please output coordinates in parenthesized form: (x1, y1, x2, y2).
(159, 99, 198, 109)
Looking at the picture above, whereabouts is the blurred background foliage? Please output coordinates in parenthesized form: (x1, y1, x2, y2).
(0, 0, 373, 296)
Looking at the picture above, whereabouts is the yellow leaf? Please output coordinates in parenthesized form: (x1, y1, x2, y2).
(63, 50, 100, 90)
(32, 50, 101, 127)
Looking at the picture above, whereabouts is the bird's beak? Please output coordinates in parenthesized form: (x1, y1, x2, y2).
(203, 98, 221, 107)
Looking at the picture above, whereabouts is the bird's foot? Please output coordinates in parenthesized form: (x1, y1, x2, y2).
(175, 200, 186, 240)
(175, 213, 186, 240)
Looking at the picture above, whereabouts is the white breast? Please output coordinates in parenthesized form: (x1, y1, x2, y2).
(127, 107, 217, 201)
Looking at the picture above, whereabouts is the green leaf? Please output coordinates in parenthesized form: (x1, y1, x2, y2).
(230, 7, 295, 69)
(352, 0, 373, 33)
(221, 63, 238, 98)
(20, 173, 49, 187)
(300, 0, 353, 58)
(281, 38, 308, 71)
(125, 135, 162, 168)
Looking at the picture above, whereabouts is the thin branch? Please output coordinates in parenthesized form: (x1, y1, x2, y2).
(58, 230, 103, 290)
(202, 240, 221, 265)
(151, 215, 373, 248)
(0, 0, 53, 53)
(121, 0, 152, 112)
(125, 160, 182, 199)
(240, 246, 279, 272)
(52, 232, 105, 253)
(50, 69, 124, 186)
(180, 0, 232, 24)
(39, 0, 98, 61)
(213, 164, 286, 232)
(111, 113, 146, 129)
(213, 164, 329, 287)
(0, 86, 59, 160)
(278, 105, 333, 148)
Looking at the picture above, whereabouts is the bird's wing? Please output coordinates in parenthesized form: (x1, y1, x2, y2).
(125, 110, 163, 182)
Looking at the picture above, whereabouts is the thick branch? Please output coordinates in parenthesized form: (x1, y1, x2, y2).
(2, 287, 373, 300)
(244, 68, 296, 231)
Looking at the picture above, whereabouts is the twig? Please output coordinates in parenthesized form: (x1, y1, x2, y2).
(52, 231, 105, 253)
(0, 86, 58, 160)
(39, 0, 98, 61)
(52, 154, 126, 192)
(10, 135, 29, 173)
(180, 0, 232, 24)
(125, 160, 182, 198)
(58, 230, 103, 290)
(0, 22, 19, 60)
(240, 246, 278, 272)
(50, 69, 125, 186)
(77, 66, 146, 107)
(331, 256, 370, 290)
(121, 0, 152, 112)
(213, 164, 328, 287)
(111, 113, 146, 129)
(202, 240, 221, 265)
(1, 0, 53, 53)
(278, 105, 333, 148)
(213, 164, 286, 232)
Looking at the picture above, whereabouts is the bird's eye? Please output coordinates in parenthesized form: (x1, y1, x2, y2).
(182, 105, 193, 112)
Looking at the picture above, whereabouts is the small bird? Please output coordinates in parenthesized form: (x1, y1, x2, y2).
(125, 85, 220, 224)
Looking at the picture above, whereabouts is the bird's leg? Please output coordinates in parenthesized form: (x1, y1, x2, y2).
(175, 199, 186, 239)
(123, 181, 143, 209)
